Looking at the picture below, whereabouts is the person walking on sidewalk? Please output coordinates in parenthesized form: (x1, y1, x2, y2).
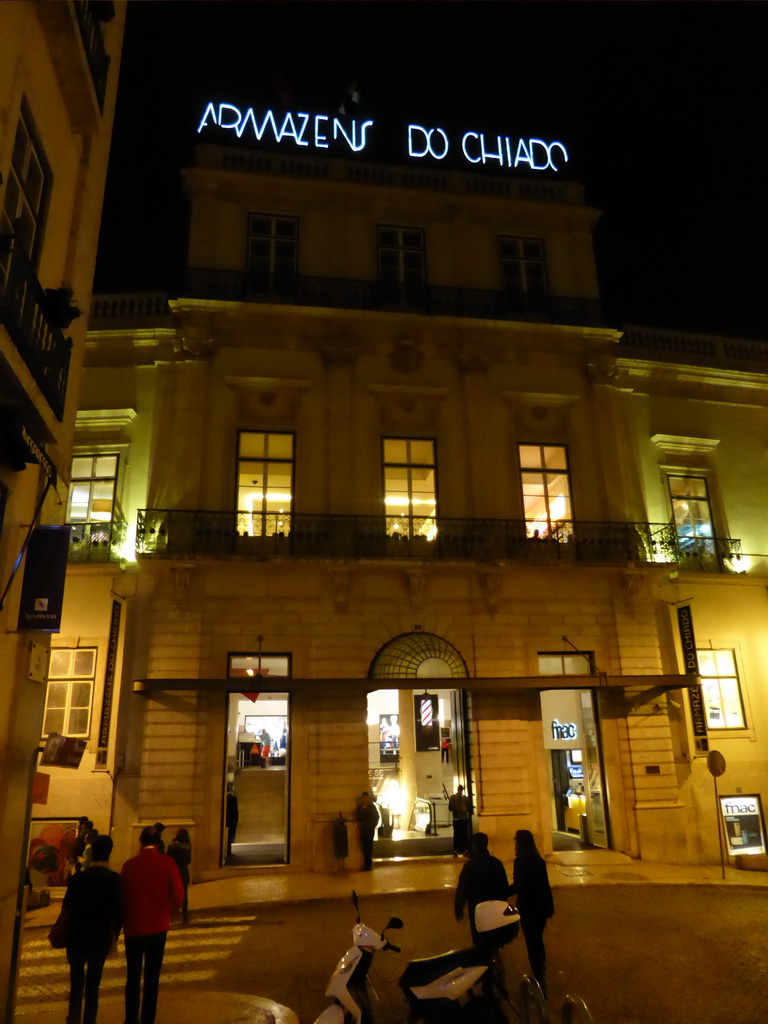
(63, 834, 122, 1024)
(166, 828, 192, 924)
(454, 832, 509, 946)
(508, 829, 554, 998)
(448, 784, 471, 857)
(121, 825, 184, 1024)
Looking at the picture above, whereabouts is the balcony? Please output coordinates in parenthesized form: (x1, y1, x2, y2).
(67, 520, 126, 563)
(134, 510, 723, 569)
(0, 237, 72, 420)
(183, 270, 603, 328)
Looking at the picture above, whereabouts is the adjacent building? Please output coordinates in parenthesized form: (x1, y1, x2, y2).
(44, 133, 768, 882)
(0, 0, 125, 1008)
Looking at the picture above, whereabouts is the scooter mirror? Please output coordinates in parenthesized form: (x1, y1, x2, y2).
(385, 917, 404, 930)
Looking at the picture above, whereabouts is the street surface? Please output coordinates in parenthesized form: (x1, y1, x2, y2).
(17, 886, 768, 1023)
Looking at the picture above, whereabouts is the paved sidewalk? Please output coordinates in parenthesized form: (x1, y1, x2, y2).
(23, 849, 768, 930)
(18, 852, 767, 1024)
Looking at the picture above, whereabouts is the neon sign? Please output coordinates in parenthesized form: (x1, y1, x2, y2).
(197, 103, 569, 173)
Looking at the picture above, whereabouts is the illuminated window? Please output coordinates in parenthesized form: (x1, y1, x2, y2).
(237, 432, 294, 537)
(378, 226, 425, 303)
(383, 438, 436, 540)
(44, 648, 96, 738)
(247, 214, 297, 290)
(519, 444, 572, 540)
(668, 475, 715, 559)
(500, 237, 547, 303)
(538, 652, 593, 675)
(67, 455, 118, 522)
(1, 103, 50, 263)
(698, 649, 745, 729)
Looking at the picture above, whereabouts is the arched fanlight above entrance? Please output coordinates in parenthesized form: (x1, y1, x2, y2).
(368, 632, 468, 679)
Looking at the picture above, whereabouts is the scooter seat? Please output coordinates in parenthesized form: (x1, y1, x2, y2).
(400, 946, 493, 989)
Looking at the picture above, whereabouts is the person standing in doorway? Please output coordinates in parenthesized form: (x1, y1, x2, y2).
(63, 834, 122, 1024)
(226, 784, 239, 858)
(355, 791, 379, 871)
(508, 829, 555, 998)
(448, 784, 471, 857)
(121, 826, 184, 1024)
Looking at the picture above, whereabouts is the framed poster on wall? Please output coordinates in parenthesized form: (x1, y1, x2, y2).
(28, 819, 78, 887)
(720, 794, 766, 856)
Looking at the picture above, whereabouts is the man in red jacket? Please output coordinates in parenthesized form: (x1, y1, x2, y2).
(121, 825, 184, 1024)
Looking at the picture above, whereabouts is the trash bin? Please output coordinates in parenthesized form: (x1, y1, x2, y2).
(332, 815, 349, 859)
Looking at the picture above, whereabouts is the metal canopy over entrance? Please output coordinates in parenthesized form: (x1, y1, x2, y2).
(133, 674, 692, 694)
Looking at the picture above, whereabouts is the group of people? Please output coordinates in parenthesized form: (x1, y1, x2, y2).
(455, 830, 555, 998)
(56, 823, 192, 1024)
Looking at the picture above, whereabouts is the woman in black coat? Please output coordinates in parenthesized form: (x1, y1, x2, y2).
(508, 829, 554, 997)
(167, 828, 192, 923)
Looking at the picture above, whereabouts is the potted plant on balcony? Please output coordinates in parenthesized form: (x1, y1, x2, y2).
(44, 288, 81, 329)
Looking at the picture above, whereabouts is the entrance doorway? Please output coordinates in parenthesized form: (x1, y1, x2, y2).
(366, 630, 471, 860)
(540, 688, 609, 850)
(366, 687, 466, 857)
(225, 653, 290, 865)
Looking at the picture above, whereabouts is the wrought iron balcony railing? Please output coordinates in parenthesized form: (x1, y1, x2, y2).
(67, 520, 126, 563)
(131, 510, 742, 571)
(0, 237, 72, 420)
(72, 1, 111, 111)
(183, 269, 603, 328)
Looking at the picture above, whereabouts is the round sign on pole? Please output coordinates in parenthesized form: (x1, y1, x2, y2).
(707, 749, 726, 777)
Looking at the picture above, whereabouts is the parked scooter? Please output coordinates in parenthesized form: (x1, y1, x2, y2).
(399, 899, 520, 1022)
(314, 891, 403, 1024)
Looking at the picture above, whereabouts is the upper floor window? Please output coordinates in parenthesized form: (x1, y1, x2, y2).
(237, 432, 294, 537)
(44, 648, 96, 738)
(378, 226, 425, 304)
(1, 104, 51, 263)
(500, 237, 547, 304)
(383, 438, 436, 540)
(519, 444, 572, 540)
(667, 474, 715, 561)
(698, 649, 745, 729)
(67, 455, 119, 522)
(248, 214, 297, 290)
(538, 652, 593, 675)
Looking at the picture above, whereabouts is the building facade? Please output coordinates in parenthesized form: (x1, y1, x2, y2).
(0, 0, 125, 1009)
(48, 140, 768, 882)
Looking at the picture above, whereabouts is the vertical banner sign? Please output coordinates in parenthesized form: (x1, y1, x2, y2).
(17, 526, 71, 631)
(414, 693, 440, 752)
(98, 599, 122, 749)
(676, 604, 709, 751)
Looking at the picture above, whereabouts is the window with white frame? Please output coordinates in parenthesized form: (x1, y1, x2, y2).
(383, 438, 436, 540)
(67, 454, 119, 522)
(519, 444, 572, 540)
(247, 214, 297, 287)
(378, 226, 425, 299)
(237, 432, 294, 537)
(500, 237, 548, 300)
(1, 103, 51, 263)
(667, 474, 715, 558)
(44, 648, 97, 737)
(698, 649, 746, 729)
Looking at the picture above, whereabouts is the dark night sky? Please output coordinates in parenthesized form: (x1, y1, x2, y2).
(95, 1, 767, 340)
